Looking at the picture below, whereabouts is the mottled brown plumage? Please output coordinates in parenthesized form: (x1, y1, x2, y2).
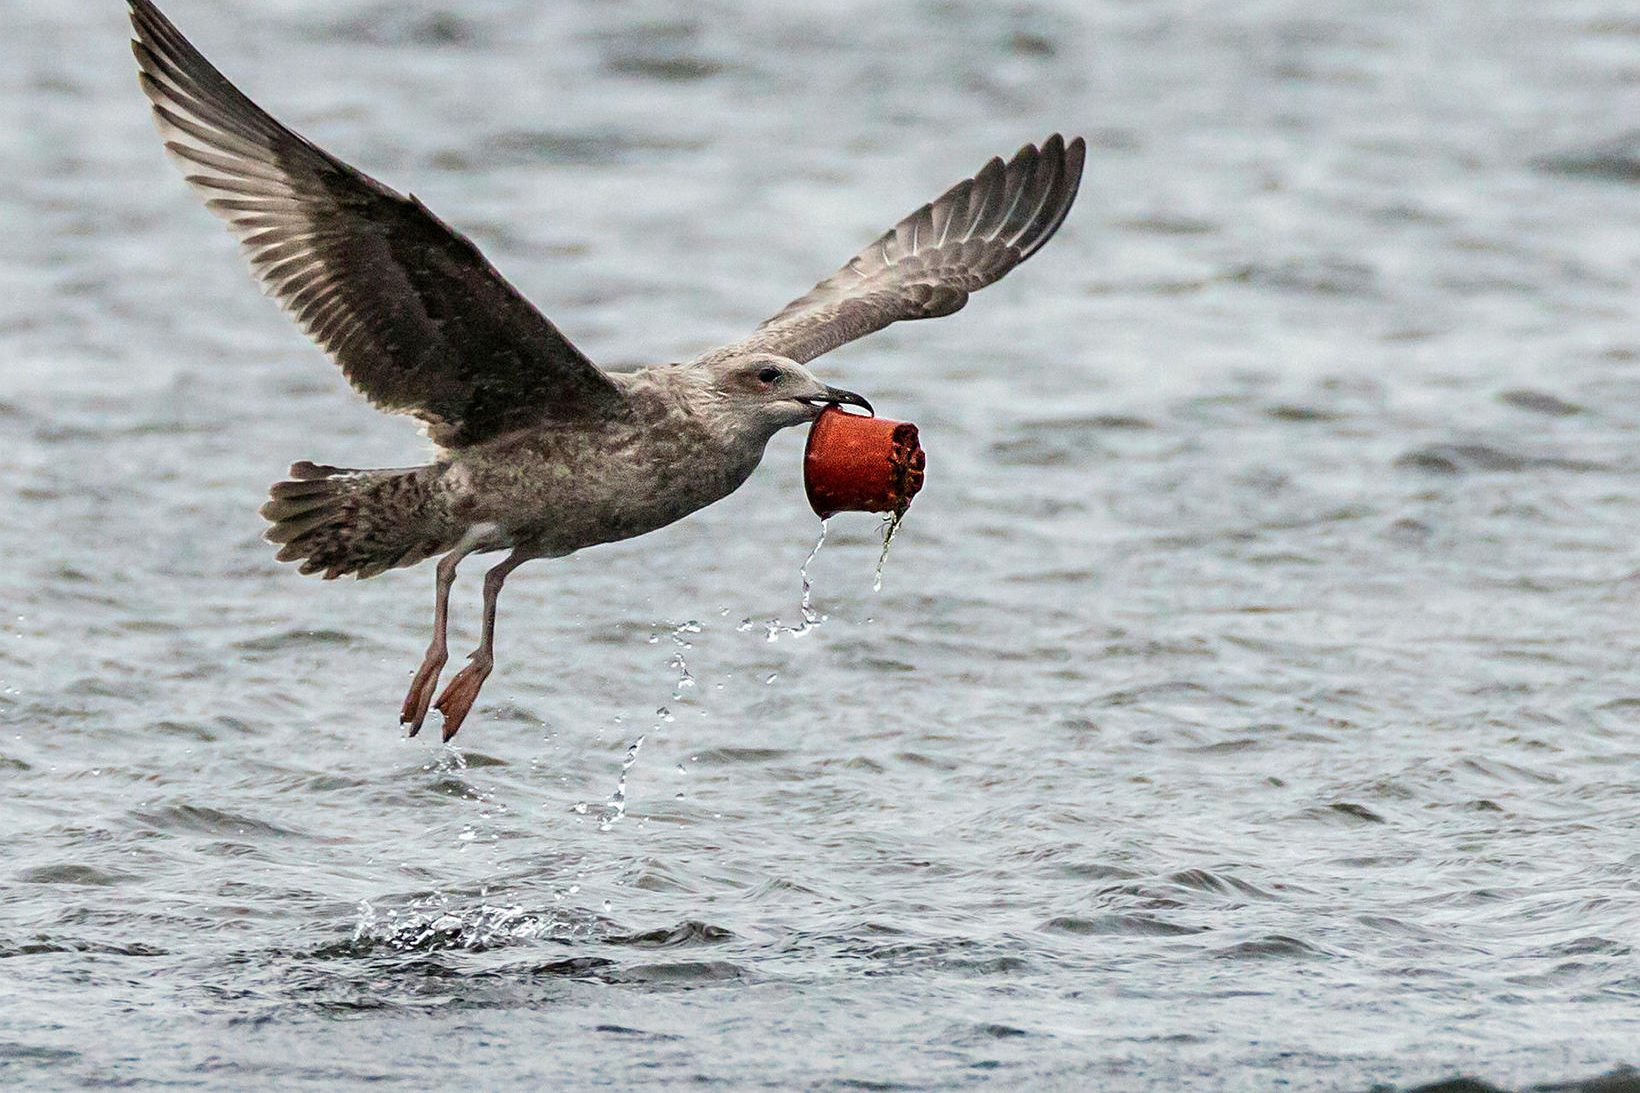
(128, 0, 1084, 739)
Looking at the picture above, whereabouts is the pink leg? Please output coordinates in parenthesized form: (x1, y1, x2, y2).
(401, 546, 473, 736)
(434, 550, 528, 741)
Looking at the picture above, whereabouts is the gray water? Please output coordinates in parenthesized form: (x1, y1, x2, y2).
(3, 1, 1638, 1088)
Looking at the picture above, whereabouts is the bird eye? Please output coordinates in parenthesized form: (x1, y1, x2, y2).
(757, 366, 781, 384)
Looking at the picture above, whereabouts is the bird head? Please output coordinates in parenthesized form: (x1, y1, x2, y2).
(706, 353, 873, 437)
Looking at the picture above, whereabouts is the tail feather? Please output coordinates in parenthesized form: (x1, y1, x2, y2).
(260, 461, 456, 580)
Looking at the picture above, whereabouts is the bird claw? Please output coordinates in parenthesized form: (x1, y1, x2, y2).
(433, 656, 493, 742)
(400, 647, 448, 736)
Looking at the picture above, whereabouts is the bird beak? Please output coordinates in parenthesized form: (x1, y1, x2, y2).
(805, 385, 874, 417)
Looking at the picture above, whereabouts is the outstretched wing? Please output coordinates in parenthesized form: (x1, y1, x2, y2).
(128, 0, 624, 448)
(698, 135, 1085, 367)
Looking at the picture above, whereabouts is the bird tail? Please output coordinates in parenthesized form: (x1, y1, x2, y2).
(259, 461, 457, 580)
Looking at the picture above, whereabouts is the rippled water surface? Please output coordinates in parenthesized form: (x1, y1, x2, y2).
(4, 1, 1639, 1087)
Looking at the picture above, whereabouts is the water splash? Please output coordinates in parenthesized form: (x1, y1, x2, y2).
(350, 895, 598, 953)
(597, 734, 646, 831)
(873, 510, 905, 592)
(738, 519, 829, 641)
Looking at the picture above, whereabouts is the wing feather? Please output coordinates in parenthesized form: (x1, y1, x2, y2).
(697, 136, 1084, 367)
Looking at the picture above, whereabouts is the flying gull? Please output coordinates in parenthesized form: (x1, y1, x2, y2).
(127, 0, 1085, 740)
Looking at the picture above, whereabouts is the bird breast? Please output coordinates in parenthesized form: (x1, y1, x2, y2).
(450, 408, 762, 554)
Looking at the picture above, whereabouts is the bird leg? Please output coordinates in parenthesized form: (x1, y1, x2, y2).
(434, 550, 527, 741)
(401, 544, 478, 736)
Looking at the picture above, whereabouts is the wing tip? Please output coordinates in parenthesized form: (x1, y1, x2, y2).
(128, 0, 179, 55)
(1007, 132, 1085, 260)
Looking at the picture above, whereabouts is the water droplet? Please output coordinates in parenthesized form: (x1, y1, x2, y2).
(667, 651, 695, 693)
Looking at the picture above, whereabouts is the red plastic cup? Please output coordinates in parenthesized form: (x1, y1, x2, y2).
(803, 407, 926, 519)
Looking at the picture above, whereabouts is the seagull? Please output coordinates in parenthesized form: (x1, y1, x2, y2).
(127, 0, 1085, 740)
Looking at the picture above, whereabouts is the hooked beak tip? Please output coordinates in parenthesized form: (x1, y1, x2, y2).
(822, 386, 874, 417)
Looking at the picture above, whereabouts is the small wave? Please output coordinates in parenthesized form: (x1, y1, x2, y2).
(1499, 389, 1584, 417)
(608, 920, 735, 949)
(1266, 403, 1343, 422)
(232, 628, 373, 654)
(1165, 868, 1278, 900)
(1535, 132, 1640, 182)
(1041, 914, 1208, 938)
(15, 864, 133, 887)
(692, 746, 791, 764)
(130, 804, 308, 840)
(1213, 935, 1328, 960)
(0, 1043, 81, 1065)
(604, 54, 726, 83)
(1395, 444, 1606, 475)
(444, 130, 707, 171)
(843, 937, 1033, 976)
(972, 1023, 1031, 1039)
(315, 9, 481, 48)
(1299, 801, 1387, 825)
(0, 938, 166, 958)
(591, 1024, 682, 1041)
(1116, 215, 1217, 236)
(616, 960, 745, 984)
(531, 956, 618, 979)
(1223, 255, 1379, 297)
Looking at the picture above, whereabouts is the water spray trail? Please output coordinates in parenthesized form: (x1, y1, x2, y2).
(666, 619, 700, 698)
(737, 519, 829, 641)
(798, 518, 828, 629)
(598, 734, 646, 831)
